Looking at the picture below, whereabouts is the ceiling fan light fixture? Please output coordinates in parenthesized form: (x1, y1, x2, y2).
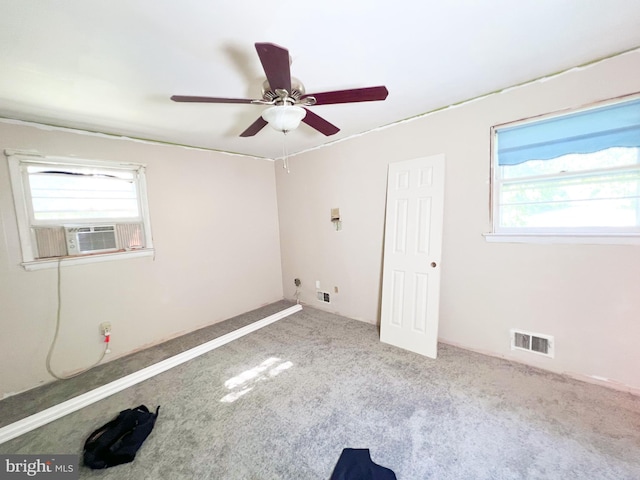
(262, 105, 306, 133)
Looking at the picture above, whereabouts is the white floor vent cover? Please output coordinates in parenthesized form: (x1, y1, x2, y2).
(511, 329, 554, 357)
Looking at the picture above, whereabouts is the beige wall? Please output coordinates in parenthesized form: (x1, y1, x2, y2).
(2, 50, 638, 400)
(276, 50, 640, 394)
(0, 123, 283, 397)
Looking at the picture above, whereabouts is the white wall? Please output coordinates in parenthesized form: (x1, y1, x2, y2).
(276, 50, 640, 394)
(0, 122, 283, 398)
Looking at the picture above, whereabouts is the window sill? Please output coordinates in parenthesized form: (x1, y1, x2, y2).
(483, 233, 640, 245)
(21, 249, 154, 271)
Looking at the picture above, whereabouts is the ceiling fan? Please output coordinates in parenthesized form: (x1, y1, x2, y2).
(171, 42, 389, 137)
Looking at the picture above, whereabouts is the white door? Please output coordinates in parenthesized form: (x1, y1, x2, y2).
(380, 154, 445, 358)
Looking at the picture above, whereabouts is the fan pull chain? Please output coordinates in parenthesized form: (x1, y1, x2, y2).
(282, 131, 290, 174)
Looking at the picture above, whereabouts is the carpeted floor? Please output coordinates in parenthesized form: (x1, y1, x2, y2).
(1, 302, 639, 479)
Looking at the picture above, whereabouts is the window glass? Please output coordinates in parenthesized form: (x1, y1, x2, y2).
(27, 165, 140, 222)
(493, 96, 640, 235)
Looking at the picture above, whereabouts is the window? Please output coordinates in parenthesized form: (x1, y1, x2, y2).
(490, 95, 640, 242)
(6, 151, 154, 269)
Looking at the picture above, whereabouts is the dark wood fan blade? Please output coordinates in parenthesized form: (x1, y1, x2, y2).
(239, 116, 269, 137)
(171, 95, 255, 104)
(302, 108, 340, 136)
(302, 86, 388, 105)
(255, 42, 291, 92)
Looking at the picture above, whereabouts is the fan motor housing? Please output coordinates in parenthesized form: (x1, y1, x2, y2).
(262, 78, 306, 104)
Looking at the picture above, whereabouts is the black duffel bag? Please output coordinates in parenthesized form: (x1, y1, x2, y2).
(83, 404, 160, 469)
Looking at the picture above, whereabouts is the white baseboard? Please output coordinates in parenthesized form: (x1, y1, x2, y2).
(0, 304, 302, 445)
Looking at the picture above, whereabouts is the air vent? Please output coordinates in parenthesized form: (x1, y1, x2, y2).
(316, 291, 331, 303)
(65, 225, 118, 255)
(511, 329, 554, 357)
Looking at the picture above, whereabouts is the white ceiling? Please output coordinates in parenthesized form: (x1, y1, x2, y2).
(1, 1, 639, 159)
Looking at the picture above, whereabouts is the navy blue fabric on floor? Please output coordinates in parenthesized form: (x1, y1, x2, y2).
(330, 448, 397, 480)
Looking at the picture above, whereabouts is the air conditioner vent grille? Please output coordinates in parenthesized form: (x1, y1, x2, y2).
(514, 332, 530, 350)
(78, 229, 116, 251)
(531, 336, 549, 354)
(65, 225, 118, 255)
(511, 329, 554, 358)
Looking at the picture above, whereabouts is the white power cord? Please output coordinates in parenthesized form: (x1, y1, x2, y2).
(45, 259, 108, 380)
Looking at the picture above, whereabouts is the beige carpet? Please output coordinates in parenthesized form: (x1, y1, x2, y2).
(1, 302, 639, 479)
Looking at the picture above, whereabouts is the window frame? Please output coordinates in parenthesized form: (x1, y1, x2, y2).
(487, 94, 640, 245)
(6, 150, 154, 269)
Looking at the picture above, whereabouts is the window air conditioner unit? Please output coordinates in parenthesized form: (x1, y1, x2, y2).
(65, 225, 118, 255)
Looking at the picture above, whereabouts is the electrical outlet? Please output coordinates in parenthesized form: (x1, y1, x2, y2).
(100, 322, 112, 336)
